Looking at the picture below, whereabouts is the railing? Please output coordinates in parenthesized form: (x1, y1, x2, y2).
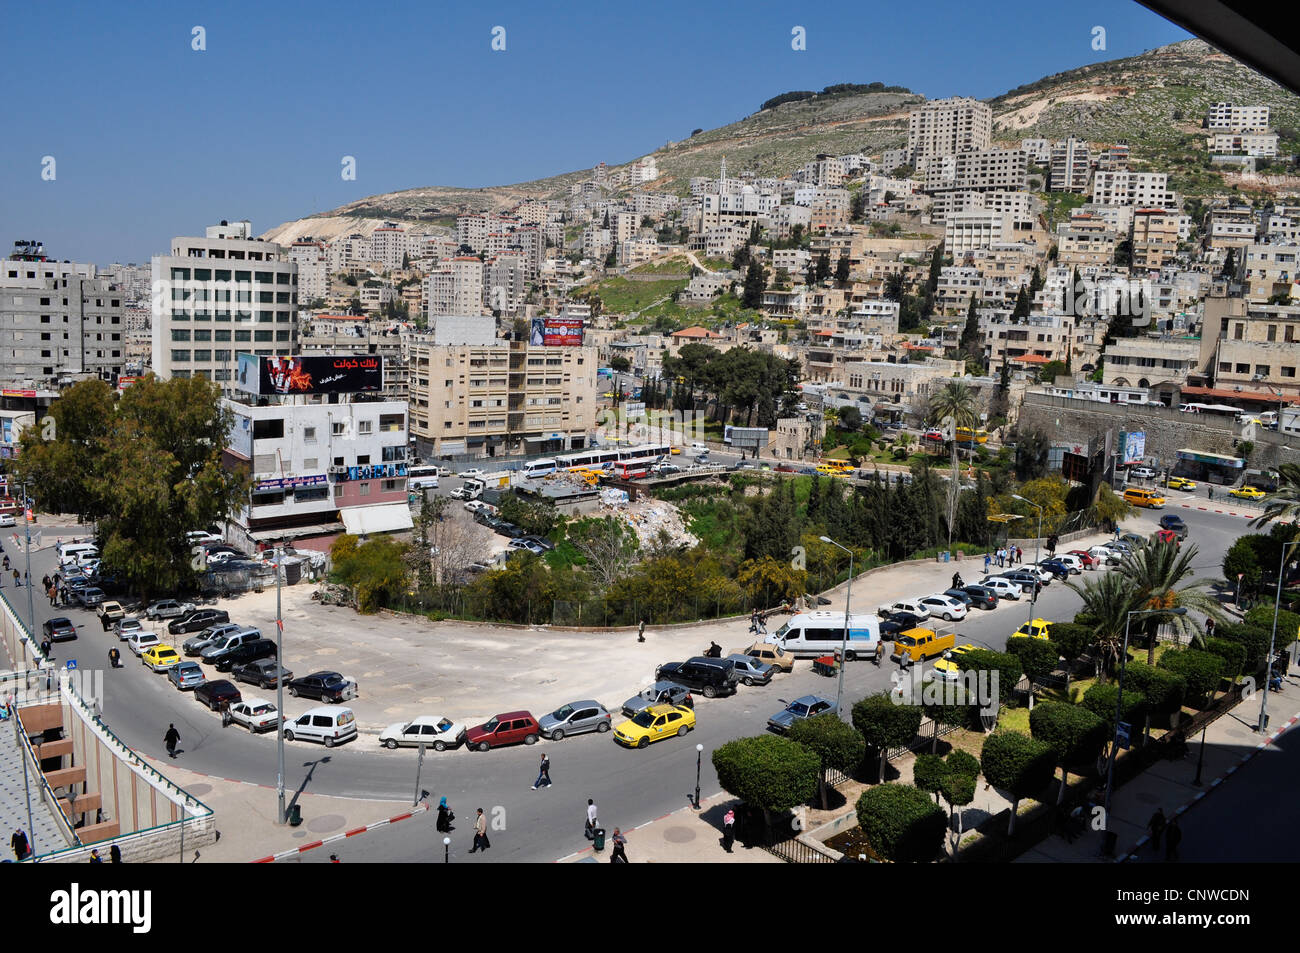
(763, 834, 839, 864)
(887, 717, 963, 761)
(11, 707, 79, 851)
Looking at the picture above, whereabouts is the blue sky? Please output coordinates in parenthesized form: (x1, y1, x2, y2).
(0, 0, 1190, 264)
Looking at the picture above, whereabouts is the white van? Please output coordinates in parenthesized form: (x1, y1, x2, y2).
(283, 706, 357, 747)
(59, 543, 99, 567)
(764, 611, 881, 660)
(689, 443, 709, 455)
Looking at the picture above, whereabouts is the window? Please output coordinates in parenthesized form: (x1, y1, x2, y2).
(1283, 367, 1296, 378)
(332, 422, 346, 435)
(359, 482, 371, 496)
(357, 420, 372, 435)
(304, 427, 316, 442)
(253, 419, 285, 440)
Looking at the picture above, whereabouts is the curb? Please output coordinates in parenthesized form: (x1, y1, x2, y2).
(251, 802, 430, 863)
(1119, 710, 1300, 862)
(552, 793, 728, 863)
(1176, 503, 1259, 520)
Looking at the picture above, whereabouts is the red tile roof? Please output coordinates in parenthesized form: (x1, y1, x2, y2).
(1010, 354, 1052, 364)
(671, 326, 724, 339)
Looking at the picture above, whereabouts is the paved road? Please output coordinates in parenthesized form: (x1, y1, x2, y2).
(14, 505, 1255, 862)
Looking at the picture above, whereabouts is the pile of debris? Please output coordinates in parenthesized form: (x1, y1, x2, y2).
(312, 583, 356, 608)
(606, 497, 698, 549)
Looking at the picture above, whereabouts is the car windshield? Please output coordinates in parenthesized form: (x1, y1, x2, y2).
(899, 635, 917, 646)
(210, 636, 229, 649)
(787, 701, 810, 717)
(631, 711, 657, 728)
(482, 717, 500, 732)
(551, 705, 574, 720)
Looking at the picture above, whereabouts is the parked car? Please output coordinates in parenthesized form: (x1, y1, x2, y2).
(464, 711, 542, 751)
(1067, 549, 1098, 569)
(227, 698, 282, 733)
(141, 645, 182, 672)
(145, 599, 194, 621)
(213, 638, 277, 673)
(507, 538, 547, 556)
(960, 585, 998, 610)
(231, 658, 293, 689)
(125, 632, 162, 656)
(879, 611, 929, 639)
(199, 628, 263, 664)
(1129, 466, 1157, 480)
(98, 600, 125, 623)
(1014, 618, 1053, 641)
(1086, 545, 1123, 566)
(767, 695, 837, 734)
(169, 608, 231, 635)
(287, 671, 357, 703)
(183, 622, 241, 657)
(538, 701, 613, 740)
(115, 617, 144, 640)
(877, 599, 931, 621)
(735, 641, 794, 673)
(941, 588, 975, 607)
(1036, 559, 1071, 581)
(917, 594, 968, 622)
(1118, 532, 1146, 547)
(1051, 554, 1084, 574)
(654, 658, 738, 699)
(42, 617, 78, 643)
(929, 644, 978, 683)
(459, 468, 485, 480)
(725, 654, 774, 686)
(979, 577, 1022, 600)
(999, 570, 1044, 595)
(613, 704, 696, 749)
(194, 679, 242, 712)
(283, 706, 356, 747)
(518, 535, 555, 552)
(1159, 515, 1189, 539)
(168, 661, 206, 691)
(495, 522, 527, 539)
(0, 514, 15, 528)
(379, 715, 467, 751)
(77, 588, 107, 609)
(622, 682, 695, 717)
(1231, 485, 1267, 500)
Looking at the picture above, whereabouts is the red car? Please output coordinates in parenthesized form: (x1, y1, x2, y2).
(464, 711, 542, 751)
(1067, 549, 1097, 569)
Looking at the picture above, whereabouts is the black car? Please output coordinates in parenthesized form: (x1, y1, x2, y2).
(879, 612, 926, 640)
(654, 658, 737, 699)
(287, 671, 356, 703)
(942, 588, 975, 607)
(961, 585, 998, 610)
(1159, 514, 1189, 539)
(194, 679, 242, 712)
(495, 522, 527, 539)
(1001, 570, 1044, 596)
(42, 617, 78, 642)
(214, 638, 277, 673)
(232, 657, 294, 689)
(169, 608, 231, 635)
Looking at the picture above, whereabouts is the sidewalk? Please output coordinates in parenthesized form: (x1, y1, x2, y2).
(1017, 664, 1300, 863)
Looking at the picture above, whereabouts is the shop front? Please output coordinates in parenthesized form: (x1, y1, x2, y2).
(1173, 448, 1245, 485)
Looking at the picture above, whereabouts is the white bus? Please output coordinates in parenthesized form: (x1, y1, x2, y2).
(521, 458, 558, 479)
(407, 465, 441, 490)
(618, 443, 672, 466)
(557, 447, 621, 471)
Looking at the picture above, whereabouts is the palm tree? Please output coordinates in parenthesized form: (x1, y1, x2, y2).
(1251, 462, 1300, 530)
(928, 381, 978, 547)
(1066, 570, 1139, 679)
(1116, 540, 1224, 663)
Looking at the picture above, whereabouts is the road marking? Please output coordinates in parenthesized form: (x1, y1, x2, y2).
(252, 802, 429, 862)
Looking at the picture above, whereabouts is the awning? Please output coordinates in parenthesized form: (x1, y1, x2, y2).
(340, 503, 415, 536)
(1176, 449, 1244, 468)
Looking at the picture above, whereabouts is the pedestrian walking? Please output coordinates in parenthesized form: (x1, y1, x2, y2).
(610, 828, 628, 863)
(750, 608, 760, 634)
(469, 808, 489, 853)
(40, 638, 51, 659)
(1164, 817, 1182, 861)
(41, 574, 50, 592)
(996, 549, 1003, 568)
(722, 808, 736, 853)
(873, 639, 886, 667)
(532, 753, 552, 790)
(952, 572, 962, 590)
(984, 553, 992, 574)
(585, 798, 599, 840)
(11, 827, 30, 861)
(164, 723, 180, 758)
(436, 797, 454, 832)
(1204, 617, 1215, 640)
(11, 569, 18, 587)
(2, 555, 9, 572)
(1147, 808, 1167, 850)
(101, 612, 112, 633)
(47, 586, 56, 608)
(109, 844, 122, 863)
(1016, 545, 1024, 564)
(89, 849, 103, 863)
(637, 618, 646, 643)
(1207, 485, 1215, 501)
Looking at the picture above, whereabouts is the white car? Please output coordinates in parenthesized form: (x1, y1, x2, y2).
(878, 599, 931, 620)
(459, 469, 485, 480)
(1129, 466, 1157, 480)
(918, 594, 968, 622)
(186, 531, 222, 547)
(126, 632, 162, 656)
(227, 698, 282, 733)
(0, 514, 15, 528)
(1052, 553, 1084, 574)
(979, 577, 1023, 600)
(1087, 545, 1122, 566)
(378, 715, 467, 751)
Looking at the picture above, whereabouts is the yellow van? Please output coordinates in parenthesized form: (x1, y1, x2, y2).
(815, 464, 851, 479)
(892, 627, 956, 664)
(1123, 487, 1166, 509)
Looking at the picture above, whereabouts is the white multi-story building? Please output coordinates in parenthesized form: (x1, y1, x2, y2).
(425, 256, 485, 317)
(1020, 138, 1051, 163)
(1050, 137, 1091, 193)
(627, 156, 659, 185)
(925, 149, 1028, 193)
(288, 240, 330, 306)
(945, 211, 1012, 256)
(907, 97, 992, 171)
(1090, 171, 1174, 207)
(1208, 132, 1279, 158)
(1205, 103, 1270, 133)
(150, 221, 298, 395)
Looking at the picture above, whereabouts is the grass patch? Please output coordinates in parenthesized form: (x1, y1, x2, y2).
(996, 706, 1031, 734)
(586, 276, 689, 313)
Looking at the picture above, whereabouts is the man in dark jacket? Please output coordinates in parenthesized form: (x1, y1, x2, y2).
(164, 723, 181, 758)
(11, 827, 30, 861)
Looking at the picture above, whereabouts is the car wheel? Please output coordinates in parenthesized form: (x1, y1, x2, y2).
(550, 729, 564, 742)
(477, 741, 491, 752)
(597, 721, 610, 733)
(384, 739, 398, 750)
(523, 734, 539, 746)
(703, 685, 717, 699)
(638, 737, 649, 749)
(433, 740, 447, 752)
(284, 730, 295, 742)
(289, 686, 299, 697)
(743, 676, 755, 687)
(676, 725, 689, 737)
(943, 612, 954, 622)
(325, 736, 336, 748)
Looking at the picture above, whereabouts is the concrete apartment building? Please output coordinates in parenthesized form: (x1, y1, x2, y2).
(150, 221, 298, 395)
(1020, 138, 1052, 163)
(288, 240, 330, 305)
(1056, 215, 1118, 267)
(981, 312, 1077, 367)
(1209, 132, 1280, 157)
(907, 97, 992, 172)
(1131, 209, 1182, 271)
(945, 211, 1012, 256)
(1101, 336, 1200, 389)
(409, 337, 598, 459)
(1205, 103, 1270, 133)
(924, 149, 1029, 194)
(1050, 137, 1091, 193)
(1090, 171, 1174, 207)
(1206, 207, 1259, 249)
(1240, 242, 1300, 301)
(1201, 295, 1300, 396)
(1, 251, 125, 386)
(425, 256, 485, 318)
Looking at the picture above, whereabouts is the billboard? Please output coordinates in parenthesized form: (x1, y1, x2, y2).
(254, 474, 327, 492)
(529, 317, 584, 346)
(236, 354, 383, 396)
(1120, 431, 1146, 466)
(725, 426, 769, 448)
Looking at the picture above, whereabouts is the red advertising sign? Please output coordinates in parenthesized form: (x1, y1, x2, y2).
(529, 317, 584, 346)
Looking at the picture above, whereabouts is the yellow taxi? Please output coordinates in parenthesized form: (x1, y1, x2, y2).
(1013, 618, 1052, 641)
(1166, 477, 1197, 491)
(928, 644, 978, 682)
(670, 447, 682, 455)
(142, 645, 182, 672)
(1230, 486, 1266, 500)
(613, 704, 695, 748)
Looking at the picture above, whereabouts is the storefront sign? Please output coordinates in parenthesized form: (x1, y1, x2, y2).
(255, 474, 328, 491)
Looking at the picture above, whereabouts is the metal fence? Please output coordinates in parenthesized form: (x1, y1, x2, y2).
(886, 717, 963, 761)
(763, 834, 839, 864)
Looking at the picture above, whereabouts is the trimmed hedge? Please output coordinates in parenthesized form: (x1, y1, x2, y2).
(1006, 636, 1060, 682)
(852, 692, 923, 752)
(980, 731, 1056, 800)
(1246, 605, 1300, 645)
(1203, 637, 1246, 678)
(1157, 648, 1226, 705)
(855, 783, 948, 863)
(1049, 622, 1094, 663)
(955, 649, 1024, 707)
(1123, 662, 1186, 714)
(712, 735, 820, 813)
(1028, 701, 1109, 769)
(1082, 683, 1147, 730)
(1216, 622, 1271, 671)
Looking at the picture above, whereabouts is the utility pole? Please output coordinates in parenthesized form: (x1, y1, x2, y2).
(20, 482, 36, 641)
(276, 546, 286, 824)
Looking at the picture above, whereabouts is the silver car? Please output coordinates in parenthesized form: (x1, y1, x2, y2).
(539, 700, 612, 740)
(621, 681, 694, 718)
(184, 622, 240, 657)
(725, 654, 774, 686)
(116, 617, 145, 641)
(767, 695, 837, 734)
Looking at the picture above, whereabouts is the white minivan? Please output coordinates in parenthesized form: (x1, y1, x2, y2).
(283, 706, 357, 747)
(764, 611, 881, 660)
(59, 543, 99, 567)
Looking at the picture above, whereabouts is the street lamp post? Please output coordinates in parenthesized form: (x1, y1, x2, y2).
(820, 536, 854, 716)
(1011, 495, 1043, 628)
(443, 836, 451, 863)
(1104, 607, 1186, 822)
(694, 743, 704, 810)
(19, 482, 36, 643)
(1259, 540, 1299, 734)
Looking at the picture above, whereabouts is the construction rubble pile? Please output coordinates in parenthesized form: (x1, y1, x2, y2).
(598, 492, 699, 549)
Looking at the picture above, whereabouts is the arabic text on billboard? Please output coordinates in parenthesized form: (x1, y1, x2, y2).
(237, 354, 383, 396)
(530, 317, 584, 346)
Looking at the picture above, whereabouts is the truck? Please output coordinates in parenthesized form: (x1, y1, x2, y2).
(892, 627, 956, 665)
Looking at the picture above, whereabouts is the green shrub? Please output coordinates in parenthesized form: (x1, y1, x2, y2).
(1123, 662, 1186, 714)
(1049, 622, 1093, 663)
(852, 692, 923, 752)
(980, 731, 1056, 801)
(1203, 637, 1246, 677)
(1157, 648, 1226, 705)
(954, 649, 1024, 707)
(1029, 701, 1109, 770)
(1216, 622, 1272, 671)
(1246, 605, 1300, 645)
(1081, 683, 1147, 730)
(1006, 636, 1060, 683)
(855, 783, 948, 863)
(912, 753, 948, 800)
(711, 735, 820, 813)
(945, 749, 981, 780)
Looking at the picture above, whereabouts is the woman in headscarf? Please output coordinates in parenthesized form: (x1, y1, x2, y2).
(436, 797, 453, 832)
